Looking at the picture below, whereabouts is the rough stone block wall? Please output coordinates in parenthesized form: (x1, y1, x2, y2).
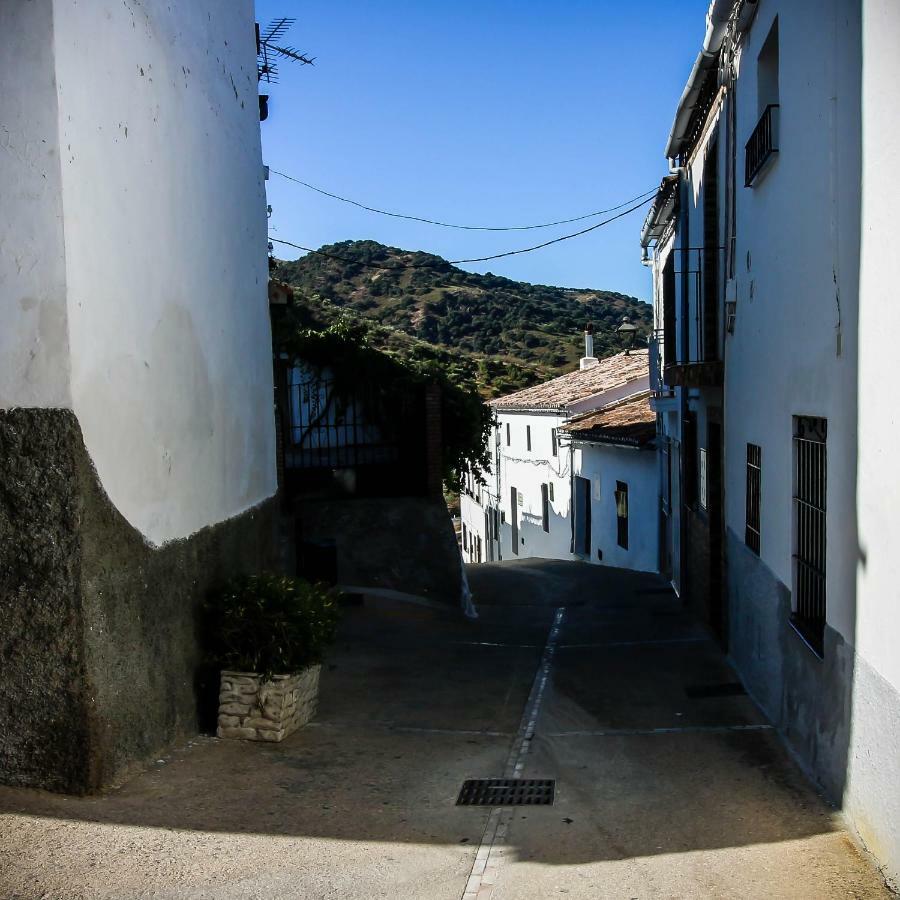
(297, 496, 461, 605)
(217, 666, 320, 742)
(0, 409, 280, 793)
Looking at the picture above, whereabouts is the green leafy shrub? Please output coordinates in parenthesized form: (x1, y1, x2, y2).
(203, 574, 340, 681)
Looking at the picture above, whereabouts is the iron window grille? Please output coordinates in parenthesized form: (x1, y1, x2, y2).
(792, 416, 827, 656)
(746, 443, 761, 554)
(745, 104, 780, 187)
(551, 428, 558, 457)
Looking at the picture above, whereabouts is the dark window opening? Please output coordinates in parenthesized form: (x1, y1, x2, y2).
(616, 481, 629, 550)
(746, 443, 761, 554)
(792, 416, 826, 656)
(683, 412, 699, 508)
(510, 487, 519, 556)
(506, 422, 510, 446)
(541, 484, 550, 533)
(551, 427, 558, 456)
(526, 425, 532, 452)
(663, 254, 676, 366)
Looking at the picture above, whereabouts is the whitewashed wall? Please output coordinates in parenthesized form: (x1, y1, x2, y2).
(572, 443, 658, 573)
(723, 0, 860, 641)
(0, 0, 71, 409)
(1, 0, 277, 545)
(846, 0, 900, 882)
(496, 411, 572, 560)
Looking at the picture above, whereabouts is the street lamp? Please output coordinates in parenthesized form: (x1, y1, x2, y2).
(617, 317, 638, 352)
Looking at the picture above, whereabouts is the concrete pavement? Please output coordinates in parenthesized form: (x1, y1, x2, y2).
(0, 560, 892, 898)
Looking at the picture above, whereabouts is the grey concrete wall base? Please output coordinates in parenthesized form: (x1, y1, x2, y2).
(727, 529, 852, 802)
(297, 497, 462, 605)
(0, 409, 280, 794)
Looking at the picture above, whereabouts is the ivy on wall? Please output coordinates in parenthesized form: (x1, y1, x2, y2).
(275, 314, 492, 492)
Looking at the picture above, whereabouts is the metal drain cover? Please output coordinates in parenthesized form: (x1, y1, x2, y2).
(456, 778, 555, 806)
(684, 682, 747, 698)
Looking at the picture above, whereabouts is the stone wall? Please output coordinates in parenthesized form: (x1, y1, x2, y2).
(0, 409, 280, 793)
(217, 667, 320, 742)
(296, 497, 462, 605)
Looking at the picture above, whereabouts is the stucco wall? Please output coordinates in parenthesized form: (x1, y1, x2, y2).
(496, 411, 572, 560)
(573, 443, 658, 573)
(846, 0, 900, 885)
(50, 0, 276, 545)
(723, 0, 861, 643)
(0, 0, 71, 409)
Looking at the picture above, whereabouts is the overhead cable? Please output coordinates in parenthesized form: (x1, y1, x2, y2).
(268, 195, 653, 269)
(269, 168, 657, 231)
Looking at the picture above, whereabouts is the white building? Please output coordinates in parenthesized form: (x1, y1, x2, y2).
(641, 0, 900, 886)
(1, 0, 277, 793)
(462, 335, 657, 572)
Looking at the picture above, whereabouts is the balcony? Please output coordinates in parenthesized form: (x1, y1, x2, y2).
(745, 104, 779, 187)
(661, 247, 724, 388)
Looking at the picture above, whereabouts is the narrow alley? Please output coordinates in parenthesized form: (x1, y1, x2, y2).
(0, 562, 888, 899)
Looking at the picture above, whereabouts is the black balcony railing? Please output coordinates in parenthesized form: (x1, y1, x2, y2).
(745, 104, 779, 187)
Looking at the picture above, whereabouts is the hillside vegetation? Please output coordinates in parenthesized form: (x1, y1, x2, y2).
(274, 240, 651, 397)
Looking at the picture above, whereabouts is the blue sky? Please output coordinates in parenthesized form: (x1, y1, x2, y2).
(256, 1, 709, 301)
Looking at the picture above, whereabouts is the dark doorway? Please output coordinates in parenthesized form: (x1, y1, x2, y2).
(510, 487, 519, 556)
(574, 476, 591, 557)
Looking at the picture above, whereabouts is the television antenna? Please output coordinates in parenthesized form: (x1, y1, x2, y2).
(256, 18, 315, 83)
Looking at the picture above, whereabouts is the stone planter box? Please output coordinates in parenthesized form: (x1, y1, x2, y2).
(216, 665, 321, 743)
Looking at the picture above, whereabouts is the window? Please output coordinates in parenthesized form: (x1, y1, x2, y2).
(757, 18, 779, 115)
(462, 523, 468, 551)
(615, 481, 629, 550)
(548, 482, 554, 502)
(746, 18, 779, 186)
(506, 422, 510, 446)
(551, 428, 558, 457)
(477, 536, 482, 563)
(526, 425, 532, 452)
(662, 255, 676, 367)
(541, 484, 550, 533)
(792, 417, 826, 656)
(746, 443, 761, 554)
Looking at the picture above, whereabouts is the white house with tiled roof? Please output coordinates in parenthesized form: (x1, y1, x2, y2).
(461, 330, 657, 571)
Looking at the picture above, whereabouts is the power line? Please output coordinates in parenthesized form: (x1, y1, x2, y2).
(269, 168, 657, 231)
(268, 195, 653, 270)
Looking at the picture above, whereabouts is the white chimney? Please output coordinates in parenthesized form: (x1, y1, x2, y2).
(580, 322, 599, 370)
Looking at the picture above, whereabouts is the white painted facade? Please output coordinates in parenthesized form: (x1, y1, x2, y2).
(0, 0, 276, 545)
(461, 357, 657, 573)
(642, 0, 900, 885)
(569, 441, 658, 574)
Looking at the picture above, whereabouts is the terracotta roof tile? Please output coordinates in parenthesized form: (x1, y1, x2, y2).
(560, 391, 656, 447)
(491, 350, 649, 410)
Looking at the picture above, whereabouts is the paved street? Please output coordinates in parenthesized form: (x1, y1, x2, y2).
(0, 560, 891, 899)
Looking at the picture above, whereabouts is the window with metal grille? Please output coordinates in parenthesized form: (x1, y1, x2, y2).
(526, 425, 532, 451)
(615, 481, 629, 550)
(746, 443, 761, 554)
(551, 428, 558, 457)
(541, 484, 550, 532)
(792, 417, 826, 656)
(506, 422, 510, 446)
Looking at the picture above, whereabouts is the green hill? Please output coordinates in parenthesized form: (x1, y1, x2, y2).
(274, 240, 652, 397)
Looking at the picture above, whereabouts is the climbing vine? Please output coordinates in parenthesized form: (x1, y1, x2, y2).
(275, 314, 493, 492)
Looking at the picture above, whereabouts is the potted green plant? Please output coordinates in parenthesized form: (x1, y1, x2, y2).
(203, 574, 340, 743)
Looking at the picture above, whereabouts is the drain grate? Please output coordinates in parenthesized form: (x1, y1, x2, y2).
(684, 682, 747, 698)
(456, 778, 555, 806)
